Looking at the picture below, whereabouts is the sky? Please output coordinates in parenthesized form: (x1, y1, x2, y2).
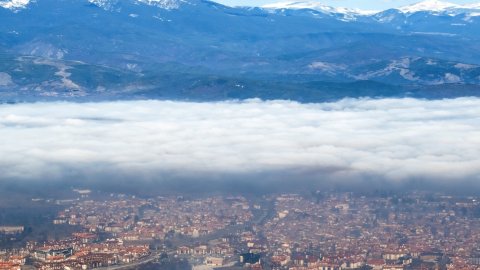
(1, 98, 479, 186)
(215, 0, 477, 11)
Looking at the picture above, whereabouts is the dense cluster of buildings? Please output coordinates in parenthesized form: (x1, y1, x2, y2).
(27, 234, 150, 270)
(54, 195, 252, 240)
(0, 250, 27, 270)
(256, 193, 480, 270)
(0, 234, 149, 270)
(1, 192, 480, 270)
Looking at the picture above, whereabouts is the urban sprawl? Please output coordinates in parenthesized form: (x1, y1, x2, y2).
(1, 191, 480, 270)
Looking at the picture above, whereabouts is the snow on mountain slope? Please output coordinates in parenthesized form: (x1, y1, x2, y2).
(262, 0, 480, 18)
(261, 0, 480, 22)
(0, 0, 31, 10)
(136, 0, 190, 9)
(396, 0, 480, 17)
(262, 1, 378, 16)
(2, 0, 480, 17)
(398, 0, 460, 13)
(87, 0, 191, 10)
(0, 0, 192, 11)
(88, 0, 117, 10)
(465, 3, 480, 9)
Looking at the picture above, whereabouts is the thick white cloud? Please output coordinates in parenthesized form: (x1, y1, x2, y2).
(0, 98, 479, 183)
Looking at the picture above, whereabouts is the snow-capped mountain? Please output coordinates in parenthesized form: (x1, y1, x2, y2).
(137, 0, 189, 9)
(396, 0, 480, 16)
(2, 0, 480, 17)
(397, 0, 461, 13)
(465, 3, 480, 8)
(260, 0, 480, 23)
(0, 0, 195, 10)
(0, 0, 31, 10)
(261, 1, 378, 16)
(260, 0, 480, 17)
(0, 0, 479, 102)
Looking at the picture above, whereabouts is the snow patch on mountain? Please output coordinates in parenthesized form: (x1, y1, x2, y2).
(463, 12, 480, 21)
(398, 0, 460, 13)
(88, 0, 118, 10)
(455, 63, 478, 70)
(398, 0, 480, 17)
(0, 73, 14, 86)
(262, 0, 480, 22)
(262, 1, 378, 16)
(0, 0, 31, 10)
(374, 13, 399, 23)
(88, 0, 189, 10)
(464, 3, 480, 9)
(308, 61, 347, 75)
(136, 0, 190, 9)
(17, 42, 68, 60)
(262, 0, 480, 18)
(444, 73, 461, 83)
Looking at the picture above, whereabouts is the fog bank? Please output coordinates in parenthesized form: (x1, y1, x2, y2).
(0, 98, 479, 188)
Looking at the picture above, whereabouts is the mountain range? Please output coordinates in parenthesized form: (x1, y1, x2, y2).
(0, 0, 479, 102)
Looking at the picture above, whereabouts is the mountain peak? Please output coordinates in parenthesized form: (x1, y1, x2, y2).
(0, 0, 31, 10)
(260, 0, 480, 16)
(465, 2, 480, 9)
(398, 0, 460, 13)
(0, 0, 194, 11)
(87, 0, 192, 10)
(261, 1, 378, 16)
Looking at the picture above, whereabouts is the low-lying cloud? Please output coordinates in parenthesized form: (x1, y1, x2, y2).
(0, 98, 479, 187)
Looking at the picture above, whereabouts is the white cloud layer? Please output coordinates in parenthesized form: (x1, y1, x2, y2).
(0, 98, 479, 184)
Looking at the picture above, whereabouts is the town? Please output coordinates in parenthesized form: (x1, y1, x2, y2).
(1, 190, 480, 270)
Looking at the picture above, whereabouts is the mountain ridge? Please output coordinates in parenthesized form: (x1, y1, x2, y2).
(261, 0, 480, 18)
(0, 0, 479, 102)
(3, 0, 480, 15)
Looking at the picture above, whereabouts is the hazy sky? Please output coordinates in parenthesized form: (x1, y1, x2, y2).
(216, 0, 477, 10)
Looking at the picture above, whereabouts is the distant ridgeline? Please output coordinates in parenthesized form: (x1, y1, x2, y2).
(0, 0, 479, 102)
